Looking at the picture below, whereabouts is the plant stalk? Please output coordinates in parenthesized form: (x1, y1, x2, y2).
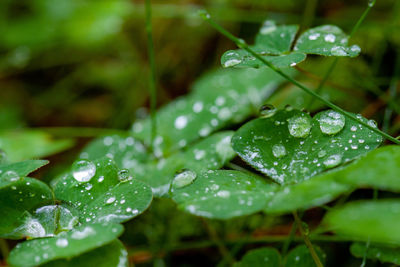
(145, 0, 158, 149)
(199, 11, 400, 145)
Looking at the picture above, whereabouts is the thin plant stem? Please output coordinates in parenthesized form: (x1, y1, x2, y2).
(281, 221, 298, 256)
(300, 0, 318, 32)
(383, 50, 400, 132)
(306, 0, 376, 108)
(199, 11, 400, 145)
(292, 211, 324, 267)
(360, 238, 370, 267)
(145, 0, 158, 149)
(0, 239, 9, 260)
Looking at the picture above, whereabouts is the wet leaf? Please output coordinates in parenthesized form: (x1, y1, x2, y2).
(294, 25, 361, 57)
(0, 160, 49, 183)
(350, 242, 400, 265)
(0, 177, 53, 239)
(8, 223, 123, 267)
(172, 170, 276, 219)
(236, 247, 281, 267)
(52, 158, 153, 224)
(232, 109, 382, 184)
(41, 240, 128, 267)
(323, 200, 400, 244)
(284, 245, 326, 267)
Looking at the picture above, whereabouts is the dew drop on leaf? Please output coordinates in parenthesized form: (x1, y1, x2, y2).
(287, 114, 312, 138)
(272, 144, 287, 158)
(117, 169, 132, 182)
(318, 110, 345, 135)
(72, 159, 96, 182)
(323, 154, 342, 168)
(223, 51, 242, 67)
(331, 46, 347, 56)
(172, 169, 197, 189)
(259, 104, 277, 118)
(0, 150, 7, 164)
(2, 170, 20, 182)
(56, 238, 68, 248)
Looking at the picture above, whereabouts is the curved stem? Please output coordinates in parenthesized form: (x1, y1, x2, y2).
(145, 0, 158, 149)
(199, 11, 400, 145)
(293, 211, 324, 267)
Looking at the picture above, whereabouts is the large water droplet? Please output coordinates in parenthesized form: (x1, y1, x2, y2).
(287, 114, 312, 138)
(323, 154, 342, 168)
(118, 169, 132, 182)
(216, 136, 235, 161)
(2, 170, 20, 183)
(223, 51, 242, 67)
(331, 46, 347, 56)
(259, 104, 277, 118)
(272, 144, 287, 158)
(56, 238, 68, 247)
(318, 110, 345, 135)
(172, 169, 197, 189)
(72, 160, 96, 182)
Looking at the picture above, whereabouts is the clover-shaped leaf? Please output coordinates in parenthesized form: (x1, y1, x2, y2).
(236, 247, 281, 267)
(232, 108, 382, 185)
(131, 67, 288, 155)
(8, 223, 123, 267)
(350, 242, 400, 266)
(294, 25, 361, 57)
(40, 240, 128, 267)
(322, 200, 400, 244)
(221, 20, 360, 69)
(52, 157, 153, 224)
(0, 159, 49, 184)
(172, 170, 276, 219)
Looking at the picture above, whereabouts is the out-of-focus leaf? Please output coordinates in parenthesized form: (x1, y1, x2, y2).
(350, 242, 400, 265)
(236, 247, 281, 267)
(284, 245, 326, 267)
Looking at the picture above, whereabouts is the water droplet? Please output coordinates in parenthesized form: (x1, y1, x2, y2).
(323, 154, 342, 168)
(260, 20, 277, 34)
(174, 115, 188, 130)
(72, 159, 96, 182)
(318, 150, 327, 158)
(318, 110, 345, 135)
(367, 119, 378, 128)
(216, 136, 235, 161)
(216, 190, 230, 198)
(350, 126, 357, 132)
(287, 114, 312, 138)
(0, 150, 7, 164)
(106, 196, 116, 204)
(368, 0, 376, 7)
(117, 169, 132, 182)
(324, 33, 336, 43)
(56, 238, 68, 247)
(172, 170, 197, 189)
(272, 144, 287, 158)
(259, 104, 276, 118)
(192, 101, 203, 113)
(331, 46, 347, 56)
(308, 33, 320, 40)
(2, 170, 20, 183)
(223, 51, 242, 67)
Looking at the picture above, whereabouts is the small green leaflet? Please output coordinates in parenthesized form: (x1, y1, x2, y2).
(232, 108, 382, 185)
(235, 247, 281, 267)
(52, 158, 153, 224)
(350, 242, 400, 265)
(284, 245, 326, 267)
(0, 160, 49, 186)
(8, 223, 123, 267)
(221, 20, 360, 69)
(322, 200, 400, 244)
(41, 240, 128, 267)
(172, 170, 276, 220)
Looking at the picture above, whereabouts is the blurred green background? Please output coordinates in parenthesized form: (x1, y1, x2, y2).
(0, 0, 399, 266)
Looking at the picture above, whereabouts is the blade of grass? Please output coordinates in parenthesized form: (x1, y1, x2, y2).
(199, 10, 400, 145)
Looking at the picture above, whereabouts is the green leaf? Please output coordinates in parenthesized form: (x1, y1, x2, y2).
(131, 68, 288, 155)
(0, 160, 49, 184)
(237, 247, 281, 267)
(41, 240, 128, 267)
(172, 170, 276, 219)
(284, 245, 326, 267)
(8, 223, 123, 267)
(221, 21, 306, 69)
(333, 146, 400, 192)
(0, 177, 54, 239)
(322, 200, 400, 244)
(350, 242, 400, 265)
(294, 25, 361, 57)
(264, 170, 352, 214)
(52, 158, 153, 224)
(232, 109, 382, 185)
(0, 130, 74, 162)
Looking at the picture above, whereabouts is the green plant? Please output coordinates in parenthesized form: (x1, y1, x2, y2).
(1, 0, 400, 266)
